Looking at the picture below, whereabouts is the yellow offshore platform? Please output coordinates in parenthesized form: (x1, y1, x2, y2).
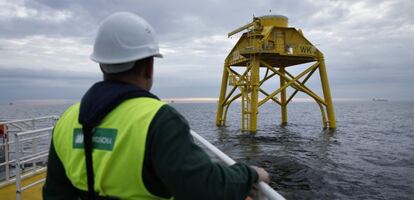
(216, 15, 336, 132)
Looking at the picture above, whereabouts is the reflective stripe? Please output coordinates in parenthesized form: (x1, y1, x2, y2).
(53, 98, 167, 199)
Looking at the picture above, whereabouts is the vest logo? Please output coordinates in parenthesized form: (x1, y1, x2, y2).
(73, 128, 117, 151)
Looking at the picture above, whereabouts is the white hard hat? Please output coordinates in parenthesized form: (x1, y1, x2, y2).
(90, 12, 162, 73)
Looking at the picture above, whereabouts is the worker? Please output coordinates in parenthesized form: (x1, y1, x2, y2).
(43, 12, 269, 200)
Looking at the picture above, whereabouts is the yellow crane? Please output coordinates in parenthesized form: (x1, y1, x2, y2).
(216, 15, 336, 132)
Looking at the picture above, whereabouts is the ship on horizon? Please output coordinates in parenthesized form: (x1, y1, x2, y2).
(372, 98, 388, 102)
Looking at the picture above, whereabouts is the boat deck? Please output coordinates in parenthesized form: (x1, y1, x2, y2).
(0, 173, 45, 200)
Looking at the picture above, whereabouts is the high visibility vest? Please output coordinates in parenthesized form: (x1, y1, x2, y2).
(53, 97, 168, 199)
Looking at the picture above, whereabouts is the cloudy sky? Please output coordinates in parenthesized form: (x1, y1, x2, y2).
(0, 0, 413, 101)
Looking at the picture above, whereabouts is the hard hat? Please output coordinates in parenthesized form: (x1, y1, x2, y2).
(90, 12, 162, 73)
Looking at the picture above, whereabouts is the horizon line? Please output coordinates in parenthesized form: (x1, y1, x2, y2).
(1, 97, 404, 105)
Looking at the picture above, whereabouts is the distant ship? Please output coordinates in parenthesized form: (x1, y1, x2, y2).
(372, 98, 388, 102)
(9, 102, 13, 105)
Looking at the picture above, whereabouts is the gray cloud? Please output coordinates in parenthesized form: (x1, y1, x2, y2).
(0, 0, 413, 101)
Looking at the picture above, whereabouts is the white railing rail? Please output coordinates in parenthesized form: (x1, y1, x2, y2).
(2, 116, 58, 126)
(190, 130, 286, 200)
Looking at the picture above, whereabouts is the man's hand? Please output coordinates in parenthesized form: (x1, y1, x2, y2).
(251, 166, 270, 183)
(247, 166, 271, 200)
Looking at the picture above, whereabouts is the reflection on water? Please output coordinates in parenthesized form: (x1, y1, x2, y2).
(1, 101, 414, 199)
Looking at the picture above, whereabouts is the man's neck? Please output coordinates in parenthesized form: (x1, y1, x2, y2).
(104, 77, 150, 91)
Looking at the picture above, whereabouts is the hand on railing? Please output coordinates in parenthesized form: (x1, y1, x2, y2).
(247, 166, 271, 200)
(251, 166, 270, 183)
(190, 130, 285, 200)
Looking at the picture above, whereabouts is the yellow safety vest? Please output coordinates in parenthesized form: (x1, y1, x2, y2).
(53, 97, 168, 199)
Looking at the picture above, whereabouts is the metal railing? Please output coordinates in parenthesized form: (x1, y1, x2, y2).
(191, 130, 285, 200)
(14, 127, 54, 199)
(0, 116, 57, 199)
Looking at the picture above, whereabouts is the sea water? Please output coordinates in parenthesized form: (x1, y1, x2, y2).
(1, 100, 413, 199)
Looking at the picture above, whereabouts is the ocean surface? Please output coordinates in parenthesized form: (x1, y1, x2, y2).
(1, 100, 413, 199)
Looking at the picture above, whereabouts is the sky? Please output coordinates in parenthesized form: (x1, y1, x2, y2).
(0, 0, 413, 101)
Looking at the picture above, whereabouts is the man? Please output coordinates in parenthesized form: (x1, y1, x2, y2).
(43, 12, 269, 200)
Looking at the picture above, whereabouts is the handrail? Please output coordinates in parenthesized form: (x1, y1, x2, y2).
(190, 130, 285, 200)
(13, 126, 53, 200)
(0, 116, 56, 200)
(15, 127, 53, 137)
(1, 115, 58, 125)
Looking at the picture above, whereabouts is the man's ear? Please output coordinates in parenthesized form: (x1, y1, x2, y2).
(144, 57, 154, 79)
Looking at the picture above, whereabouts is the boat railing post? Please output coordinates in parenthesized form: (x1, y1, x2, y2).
(14, 132, 22, 200)
(32, 131, 38, 172)
(4, 127, 10, 182)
